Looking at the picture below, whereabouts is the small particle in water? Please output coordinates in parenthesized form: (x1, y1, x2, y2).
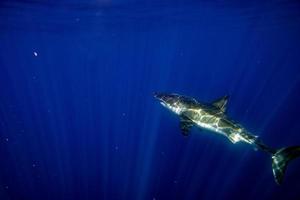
(32, 163, 36, 167)
(75, 18, 80, 22)
(5, 138, 9, 142)
(173, 180, 178, 184)
(33, 52, 38, 56)
(115, 146, 119, 151)
(122, 113, 126, 117)
(5, 186, 8, 189)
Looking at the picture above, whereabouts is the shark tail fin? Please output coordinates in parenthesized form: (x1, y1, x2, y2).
(271, 146, 300, 185)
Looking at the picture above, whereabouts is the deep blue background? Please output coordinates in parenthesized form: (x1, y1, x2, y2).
(0, 0, 300, 199)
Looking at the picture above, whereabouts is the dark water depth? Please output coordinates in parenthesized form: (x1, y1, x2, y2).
(0, 0, 300, 199)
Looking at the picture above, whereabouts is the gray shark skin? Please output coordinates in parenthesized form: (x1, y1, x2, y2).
(154, 92, 300, 185)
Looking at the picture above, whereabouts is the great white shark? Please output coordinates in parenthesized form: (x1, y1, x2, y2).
(154, 92, 300, 184)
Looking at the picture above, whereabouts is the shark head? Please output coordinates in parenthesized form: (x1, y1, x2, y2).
(154, 92, 199, 115)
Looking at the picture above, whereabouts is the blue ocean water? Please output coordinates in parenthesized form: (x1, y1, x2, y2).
(0, 0, 300, 199)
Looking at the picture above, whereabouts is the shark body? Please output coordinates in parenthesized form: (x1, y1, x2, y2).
(154, 92, 300, 184)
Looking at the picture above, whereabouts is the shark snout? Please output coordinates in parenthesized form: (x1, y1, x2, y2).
(154, 92, 171, 109)
(154, 92, 168, 103)
(154, 92, 168, 108)
(153, 92, 163, 99)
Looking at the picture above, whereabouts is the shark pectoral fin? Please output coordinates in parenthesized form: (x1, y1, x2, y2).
(212, 95, 229, 112)
(180, 116, 194, 136)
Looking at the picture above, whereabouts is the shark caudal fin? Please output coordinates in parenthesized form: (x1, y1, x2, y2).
(271, 146, 300, 184)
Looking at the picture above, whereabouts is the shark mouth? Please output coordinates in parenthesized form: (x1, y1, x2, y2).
(160, 101, 167, 107)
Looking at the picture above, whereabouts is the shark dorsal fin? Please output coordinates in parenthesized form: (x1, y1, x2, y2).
(212, 95, 229, 112)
